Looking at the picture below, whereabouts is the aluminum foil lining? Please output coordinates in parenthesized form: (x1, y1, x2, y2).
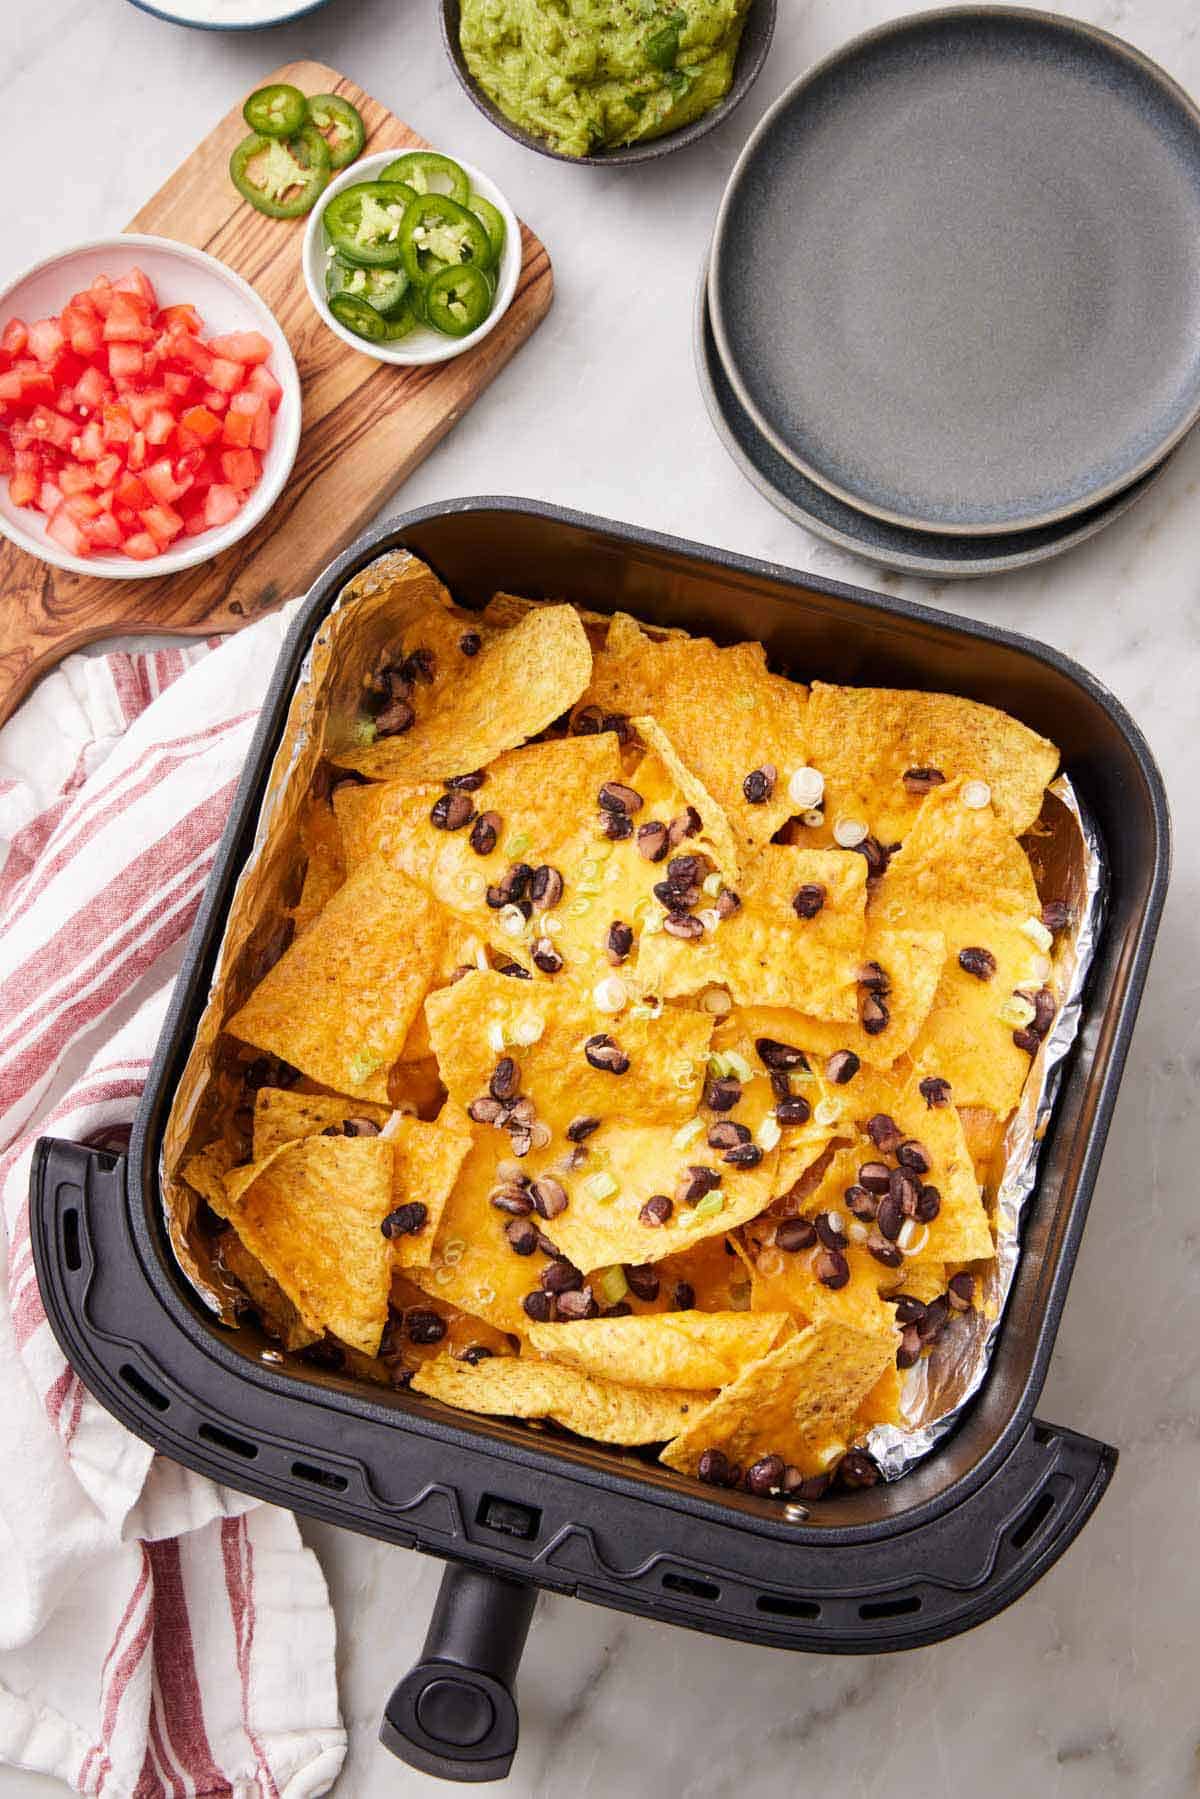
(866, 774, 1106, 1479)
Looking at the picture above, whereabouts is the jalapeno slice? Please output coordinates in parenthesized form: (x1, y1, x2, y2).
(243, 83, 308, 140)
(230, 124, 331, 219)
(398, 194, 492, 286)
(323, 180, 417, 266)
(329, 292, 389, 343)
(468, 193, 506, 269)
(306, 93, 366, 171)
(423, 263, 495, 338)
(380, 151, 470, 205)
(326, 254, 410, 318)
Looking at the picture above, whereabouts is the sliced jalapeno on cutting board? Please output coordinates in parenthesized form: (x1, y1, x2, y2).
(398, 193, 492, 286)
(242, 82, 308, 140)
(468, 193, 506, 268)
(423, 263, 495, 337)
(380, 151, 470, 205)
(230, 123, 331, 218)
(326, 255, 410, 318)
(324, 180, 417, 266)
(306, 93, 366, 170)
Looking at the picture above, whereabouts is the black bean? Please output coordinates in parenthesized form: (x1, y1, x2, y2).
(896, 1325, 922, 1368)
(639, 1194, 673, 1227)
(724, 1142, 763, 1168)
(530, 1177, 568, 1220)
(791, 883, 826, 920)
(469, 810, 500, 855)
(858, 1161, 892, 1195)
(704, 1074, 742, 1112)
(814, 1212, 847, 1252)
(490, 1185, 533, 1217)
(459, 630, 482, 657)
(603, 712, 633, 744)
(555, 1286, 597, 1321)
(497, 961, 531, 980)
(668, 854, 703, 888)
(339, 1116, 382, 1137)
(460, 1344, 492, 1364)
(625, 1263, 660, 1302)
(498, 862, 533, 904)
(844, 1184, 877, 1221)
(530, 865, 564, 909)
(776, 1216, 818, 1253)
(1013, 1027, 1041, 1054)
(919, 1075, 952, 1109)
(598, 781, 643, 816)
(867, 1232, 903, 1268)
(785, 1472, 831, 1501)
(1041, 900, 1072, 934)
(902, 766, 945, 795)
(837, 1450, 880, 1490)
(958, 946, 996, 980)
(948, 1271, 976, 1311)
(664, 913, 705, 940)
(375, 697, 415, 737)
(406, 1309, 446, 1344)
(531, 937, 564, 974)
(876, 1193, 904, 1241)
(607, 920, 634, 964)
(534, 1231, 559, 1258)
(506, 1097, 536, 1127)
(430, 790, 474, 831)
(825, 1049, 861, 1084)
(571, 704, 605, 735)
(523, 1290, 554, 1322)
(755, 1037, 807, 1071)
(636, 820, 670, 862)
(897, 1138, 931, 1175)
(854, 834, 891, 878)
(668, 806, 702, 846)
(1032, 987, 1056, 1037)
(505, 1218, 539, 1256)
(769, 1069, 792, 1101)
(468, 1096, 505, 1124)
(675, 1165, 721, 1206)
(401, 647, 435, 686)
(715, 886, 742, 919)
(857, 960, 891, 994)
(600, 810, 633, 841)
(381, 1202, 428, 1239)
(445, 769, 486, 791)
(815, 1248, 850, 1289)
(866, 1113, 901, 1154)
(671, 1281, 696, 1310)
(890, 1295, 926, 1326)
(508, 1124, 534, 1158)
(653, 879, 686, 913)
(914, 1184, 942, 1223)
(567, 1115, 601, 1142)
(775, 1095, 812, 1126)
(890, 1166, 921, 1216)
(584, 1032, 630, 1073)
(707, 1119, 751, 1150)
(697, 1447, 737, 1487)
(540, 1258, 583, 1295)
(916, 1295, 950, 1344)
(860, 994, 890, 1036)
(743, 765, 776, 805)
(745, 1454, 786, 1494)
(489, 1056, 520, 1101)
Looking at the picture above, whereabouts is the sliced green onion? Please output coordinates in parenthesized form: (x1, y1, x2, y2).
(505, 832, 531, 857)
(692, 1190, 724, 1222)
(352, 718, 377, 746)
(347, 1050, 383, 1084)
(486, 1021, 507, 1053)
(596, 1265, 629, 1307)
(581, 1171, 618, 1202)
(672, 1116, 704, 1150)
(566, 898, 593, 918)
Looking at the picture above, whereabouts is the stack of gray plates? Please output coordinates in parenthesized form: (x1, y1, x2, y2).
(700, 8, 1200, 577)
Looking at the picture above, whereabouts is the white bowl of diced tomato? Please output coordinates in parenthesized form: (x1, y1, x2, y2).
(0, 234, 300, 577)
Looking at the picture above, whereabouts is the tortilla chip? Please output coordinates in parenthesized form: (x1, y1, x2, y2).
(528, 1310, 788, 1389)
(659, 1321, 895, 1478)
(389, 1271, 515, 1370)
(959, 1104, 1006, 1185)
(226, 856, 446, 1104)
(218, 1136, 395, 1356)
(631, 716, 740, 881)
(582, 613, 809, 854)
(746, 1231, 899, 1339)
(291, 802, 345, 936)
(182, 1140, 237, 1210)
(857, 1361, 904, 1430)
(408, 1133, 552, 1334)
(387, 1102, 474, 1269)
(483, 592, 687, 645)
(805, 682, 1058, 842)
(412, 1353, 714, 1446)
(330, 604, 592, 783)
(424, 969, 714, 1130)
(252, 1087, 392, 1161)
(216, 1229, 319, 1351)
(637, 846, 867, 1017)
(879, 1262, 948, 1307)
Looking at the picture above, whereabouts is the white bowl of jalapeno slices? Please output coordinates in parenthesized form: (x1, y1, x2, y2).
(302, 149, 520, 365)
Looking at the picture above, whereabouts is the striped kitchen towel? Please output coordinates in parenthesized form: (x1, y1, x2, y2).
(0, 620, 346, 1798)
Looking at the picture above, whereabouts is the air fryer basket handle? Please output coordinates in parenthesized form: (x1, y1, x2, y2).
(380, 1564, 535, 1782)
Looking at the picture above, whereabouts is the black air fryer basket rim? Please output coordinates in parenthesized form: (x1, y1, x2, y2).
(116, 496, 1168, 1546)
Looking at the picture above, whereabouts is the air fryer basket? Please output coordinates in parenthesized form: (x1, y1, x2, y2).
(32, 502, 1168, 1782)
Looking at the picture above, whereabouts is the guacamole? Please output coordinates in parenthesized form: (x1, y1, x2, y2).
(459, 0, 751, 158)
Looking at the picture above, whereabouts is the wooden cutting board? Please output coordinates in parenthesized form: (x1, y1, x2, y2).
(0, 61, 553, 728)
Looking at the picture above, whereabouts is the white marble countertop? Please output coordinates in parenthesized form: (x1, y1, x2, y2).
(5, 0, 1198, 1794)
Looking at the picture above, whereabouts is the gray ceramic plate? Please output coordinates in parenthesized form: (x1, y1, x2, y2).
(695, 264, 1169, 579)
(709, 7, 1200, 536)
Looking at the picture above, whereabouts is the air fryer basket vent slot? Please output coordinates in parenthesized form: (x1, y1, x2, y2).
(291, 1459, 349, 1493)
(119, 1362, 169, 1413)
(756, 1593, 822, 1620)
(661, 1572, 721, 1602)
(198, 1421, 257, 1460)
(1010, 1487, 1057, 1550)
(61, 1207, 82, 1273)
(858, 1593, 922, 1621)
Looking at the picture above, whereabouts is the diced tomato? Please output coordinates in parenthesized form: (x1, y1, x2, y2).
(74, 365, 111, 411)
(163, 370, 193, 399)
(143, 456, 190, 504)
(127, 390, 171, 427)
(247, 364, 283, 411)
(127, 430, 148, 471)
(1, 319, 29, 359)
(179, 404, 222, 443)
(203, 484, 241, 529)
(8, 468, 38, 507)
(220, 407, 253, 449)
(207, 331, 273, 367)
(39, 480, 64, 515)
(139, 502, 184, 548)
(143, 408, 174, 446)
(220, 447, 259, 491)
(87, 275, 115, 317)
(59, 462, 96, 496)
(122, 531, 161, 561)
(206, 357, 245, 395)
(93, 452, 122, 489)
(61, 302, 103, 358)
(0, 440, 13, 476)
(165, 331, 214, 378)
(102, 296, 154, 344)
(46, 506, 90, 558)
(115, 470, 150, 509)
(100, 401, 134, 445)
(74, 419, 104, 462)
(84, 510, 122, 550)
(27, 406, 76, 453)
(28, 318, 66, 364)
(107, 341, 145, 381)
(158, 303, 202, 335)
(64, 493, 103, 523)
(113, 268, 157, 308)
(202, 389, 229, 413)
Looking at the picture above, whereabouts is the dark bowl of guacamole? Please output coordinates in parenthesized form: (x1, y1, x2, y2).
(441, 0, 776, 165)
